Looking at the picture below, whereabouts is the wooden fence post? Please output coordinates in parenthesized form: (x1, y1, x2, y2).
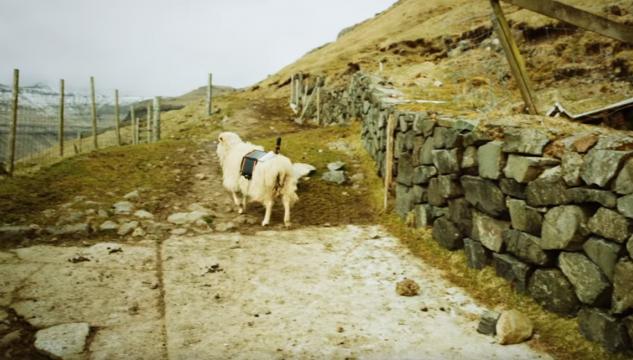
(130, 106, 136, 145)
(90, 76, 98, 149)
(146, 103, 152, 143)
(153, 97, 161, 141)
(59, 79, 65, 157)
(207, 73, 213, 115)
(114, 89, 121, 146)
(289, 75, 294, 106)
(7, 69, 19, 175)
(384, 113, 397, 210)
(316, 85, 321, 126)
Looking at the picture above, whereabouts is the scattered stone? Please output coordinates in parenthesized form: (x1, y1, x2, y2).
(34, 323, 90, 359)
(613, 158, 633, 195)
(528, 269, 580, 315)
(583, 237, 622, 282)
(132, 227, 146, 237)
(123, 190, 140, 200)
(464, 238, 490, 269)
(503, 155, 559, 183)
(432, 149, 460, 174)
(68, 255, 90, 263)
(322, 170, 346, 185)
(506, 199, 542, 236)
(117, 221, 139, 236)
(171, 228, 188, 236)
(134, 210, 154, 220)
(215, 222, 236, 232)
(612, 258, 633, 314)
(561, 152, 583, 186)
(541, 205, 589, 250)
(587, 208, 630, 242)
(98, 220, 119, 233)
(617, 194, 633, 219)
(525, 177, 570, 207)
(112, 201, 134, 215)
(292, 163, 316, 179)
(412, 166, 437, 184)
(580, 149, 632, 187)
(478, 141, 505, 180)
(460, 176, 507, 217)
(167, 211, 208, 225)
(566, 188, 617, 208)
(97, 209, 109, 218)
(578, 308, 631, 352)
(503, 229, 551, 266)
(477, 310, 500, 336)
(57, 211, 84, 225)
(502, 128, 550, 155)
(46, 223, 91, 237)
(493, 253, 531, 293)
(194, 173, 207, 180)
(472, 211, 510, 252)
(396, 278, 420, 297)
(496, 310, 533, 345)
(327, 161, 345, 171)
(432, 217, 463, 250)
(559, 252, 610, 306)
(0, 225, 37, 242)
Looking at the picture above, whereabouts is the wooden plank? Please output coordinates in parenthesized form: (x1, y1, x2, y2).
(114, 89, 121, 146)
(490, 0, 539, 115)
(504, 0, 633, 44)
(7, 69, 19, 175)
(90, 76, 98, 149)
(384, 113, 397, 211)
(59, 79, 65, 157)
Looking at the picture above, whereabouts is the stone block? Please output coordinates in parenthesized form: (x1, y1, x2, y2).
(617, 194, 633, 219)
(432, 149, 460, 174)
(433, 127, 461, 149)
(506, 198, 543, 236)
(525, 177, 570, 207)
(477, 310, 500, 335)
(541, 205, 590, 250)
(412, 166, 437, 185)
(448, 197, 472, 236)
(396, 153, 414, 186)
(583, 237, 622, 282)
(578, 308, 631, 352)
(587, 208, 630, 243)
(461, 146, 478, 169)
(478, 141, 505, 180)
(613, 258, 633, 314)
(528, 269, 580, 316)
(503, 155, 559, 183)
(432, 217, 464, 250)
(395, 184, 415, 219)
(420, 140, 434, 165)
(493, 253, 532, 293)
(464, 238, 491, 269)
(580, 149, 632, 187)
(428, 175, 462, 206)
(503, 229, 551, 266)
(561, 152, 583, 186)
(566, 188, 617, 208)
(472, 211, 510, 253)
(559, 252, 611, 306)
(460, 175, 507, 217)
(414, 204, 433, 228)
(502, 128, 550, 155)
(499, 178, 526, 199)
(613, 158, 633, 195)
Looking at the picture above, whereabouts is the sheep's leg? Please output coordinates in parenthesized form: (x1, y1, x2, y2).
(262, 200, 273, 226)
(283, 196, 291, 227)
(241, 194, 247, 214)
(231, 191, 243, 213)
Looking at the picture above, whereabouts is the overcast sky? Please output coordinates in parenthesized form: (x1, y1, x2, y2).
(0, 0, 395, 97)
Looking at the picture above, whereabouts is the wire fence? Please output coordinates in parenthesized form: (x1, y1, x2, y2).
(0, 73, 161, 175)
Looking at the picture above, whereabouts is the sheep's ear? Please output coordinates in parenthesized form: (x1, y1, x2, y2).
(218, 135, 223, 143)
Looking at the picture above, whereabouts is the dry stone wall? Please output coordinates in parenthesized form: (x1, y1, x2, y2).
(332, 72, 633, 353)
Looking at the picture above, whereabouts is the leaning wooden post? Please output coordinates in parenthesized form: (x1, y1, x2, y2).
(89, 76, 98, 149)
(114, 89, 121, 146)
(153, 97, 161, 141)
(384, 113, 397, 210)
(490, 0, 538, 115)
(58, 79, 65, 157)
(289, 75, 294, 106)
(130, 105, 136, 145)
(207, 73, 213, 115)
(146, 103, 152, 143)
(7, 69, 19, 175)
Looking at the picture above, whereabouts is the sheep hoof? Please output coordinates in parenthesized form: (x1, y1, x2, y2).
(238, 208, 244, 214)
(261, 221, 269, 226)
(284, 222, 292, 228)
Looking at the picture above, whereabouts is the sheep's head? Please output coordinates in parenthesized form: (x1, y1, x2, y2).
(216, 131, 242, 164)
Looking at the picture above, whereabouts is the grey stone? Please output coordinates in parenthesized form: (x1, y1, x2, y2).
(578, 308, 631, 352)
(477, 310, 500, 336)
(499, 178, 526, 199)
(478, 141, 505, 180)
(503, 155, 559, 183)
(503, 229, 551, 265)
(463, 129, 493, 146)
(123, 190, 140, 200)
(215, 221, 236, 232)
(398, 114, 411, 132)
(113, 201, 134, 215)
(414, 204, 433, 228)
(595, 134, 633, 150)
(471, 211, 510, 252)
(167, 211, 208, 225)
(411, 185, 427, 204)
(117, 221, 139, 236)
(448, 197, 472, 235)
(528, 269, 580, 316)
(394, 132, 405, 159)
(461, 146, 478, 169)
(525, 177, 570, 207)
(420, 119, 436, 137)
(396, 153, 414, 186)
(98, 220, 119, 233)
(403, 131, 416, 152)
(559, 252, 611, 306)
(583, 237, 622, 282)
(460, 175, 507, 217)
(292, 163, 316, 179)
(46, 223, 91, 237)
(322, 170, 346, 184)
(587, 208, 630, 242)
(427, 175, 462, 206)
(431, 206, 449, 219)
(617, 194, 633, 219)
(0, 225, 37, 242)
(629, 236, 633, 258)
(34, 323, 90, 359)
(432, 217, 463, 250)
(0, 330, 23, 348)
(464, 238, 490, 269)
(541, 205, 589, 250)
(432, 149, 460, 174)
(412, 166, 437, 184)
(395, 184, 415, 219)
(134, 210, 155, 219)
(561, 152, 583, 186)
(613, 158, 633, 195)
(580, 149, 632, 187)
(493, 253, 531, 293)
(613, 258, 633, 314)
(502, 128, 550, 155)
(496, 310, 534, 345)
(57, 211, 84, 225)
(327, 161, 346, 172)
(566, 188, 617, 208)
(420, 139, 434, 165)
(433, 127, 461, 149)
(506, 198, 542, 236)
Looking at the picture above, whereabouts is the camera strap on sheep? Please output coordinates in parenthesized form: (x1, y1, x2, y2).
(240, 137, 282, 180)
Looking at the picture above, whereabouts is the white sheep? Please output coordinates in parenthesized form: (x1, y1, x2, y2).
(216, 131, 298, 226)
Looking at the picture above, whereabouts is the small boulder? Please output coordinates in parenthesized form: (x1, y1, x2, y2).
(134, 210, 154, 220)
(112, 201, 134, 215)
(98, 220, 119, 233)
(34, 323, 90, 359)
(123, 190, 140, 200)
(322, 170, 346, 185)
(327, 161, 345, 171)
(292, 163, 316, 179)
(496, 310, 533, 345)
(477, 310, 500, 336)
(396, 278, 420, 297)
(117, 221, 139, 236)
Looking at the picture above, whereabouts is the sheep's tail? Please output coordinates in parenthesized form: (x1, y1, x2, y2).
(275, 165, 298, 204)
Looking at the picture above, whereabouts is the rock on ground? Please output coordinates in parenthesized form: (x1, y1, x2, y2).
(496, 310, 533, 345)
(34, 323, 90, 359)
(396, 278, 420, 296)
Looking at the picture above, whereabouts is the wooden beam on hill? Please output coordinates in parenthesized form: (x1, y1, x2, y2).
(490, 0, 539, 115)
(503, 0, 633, 44)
